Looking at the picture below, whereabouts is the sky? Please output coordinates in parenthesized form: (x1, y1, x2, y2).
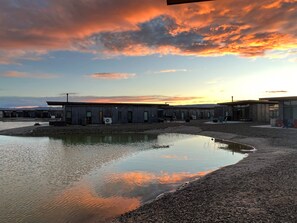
(0, 0, 297, 107)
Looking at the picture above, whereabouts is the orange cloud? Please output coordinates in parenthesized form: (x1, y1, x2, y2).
(0, 71, 59, 79)
(83, 95, 204, 104)
(88, 72, 136, 80)
(0, 95, 205, 107)
(1, 0, 297, 62)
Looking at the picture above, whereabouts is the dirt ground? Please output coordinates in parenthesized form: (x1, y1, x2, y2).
(1, 120, 297, 222)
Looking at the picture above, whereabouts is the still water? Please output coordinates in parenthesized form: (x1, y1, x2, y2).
(0, 133, 248, 223)
(0, 121, 48, 131)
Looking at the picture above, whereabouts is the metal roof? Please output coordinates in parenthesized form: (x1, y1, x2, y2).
(170, 104, 216, 109)
(47, 101, 170, 107)
(218, 100, 277, 106)
(0, 107, 63, 111)
(260, 96, 297, 101)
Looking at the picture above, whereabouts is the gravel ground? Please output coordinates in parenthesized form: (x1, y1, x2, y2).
(1, 120, 297, 222)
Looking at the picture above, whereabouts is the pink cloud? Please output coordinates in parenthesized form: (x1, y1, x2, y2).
(157, 69, 188, 73)
(0, 95, 205, 107)
(82, 95, 204, 104)
(0, 71, 59, 79)
(88, 72, 136, 80)
(0, 50, 46, 65)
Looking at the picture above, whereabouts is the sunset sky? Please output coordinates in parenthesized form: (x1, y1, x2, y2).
(0, 0, 297, 107)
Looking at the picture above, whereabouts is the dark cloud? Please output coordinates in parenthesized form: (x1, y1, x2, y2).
(266, 90, 288, 94)
(96, 13, 297, 57)
(96, 15, 216, 55)
(58, 93, 79, 96)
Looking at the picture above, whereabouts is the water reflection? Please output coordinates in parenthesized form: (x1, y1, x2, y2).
(34, 184, 141, 223)
(100, 170, 212, 202)
(50, 134, 158, 145)
(215, 139, 254, 154)
(0, 133, 249, 223)
(109, 171, 210, 187)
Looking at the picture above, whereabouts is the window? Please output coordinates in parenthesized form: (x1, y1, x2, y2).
(144, 111, 148, 122)
(66, 111, 72, 119)
(86, 111, 92, 117)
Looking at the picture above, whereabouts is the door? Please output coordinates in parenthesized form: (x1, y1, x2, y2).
(128, 111, 133, 123)
(118, 111, 122, 123)
(66, 111, 72, 124)
(99, 111, 103, 124)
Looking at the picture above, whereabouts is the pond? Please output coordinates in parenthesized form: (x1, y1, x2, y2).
(0, 133, 249, 223)
(0, 121, 48, 131)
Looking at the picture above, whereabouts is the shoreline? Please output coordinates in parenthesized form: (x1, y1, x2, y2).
(116, 125, 297, 222)
(1, 121, 297, 222)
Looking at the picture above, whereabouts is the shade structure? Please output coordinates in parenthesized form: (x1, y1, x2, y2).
(167, 0, 213, 5)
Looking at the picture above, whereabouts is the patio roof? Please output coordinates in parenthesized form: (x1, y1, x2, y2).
(260, 96, 297, 101)
(218, 100, 277, 106)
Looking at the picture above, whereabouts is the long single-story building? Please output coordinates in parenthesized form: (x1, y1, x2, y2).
(216, 100, 277, 122)
(47, 101, 216, 125)
(0, 107, 63, 120)
(260, 96, 297, 127)
(47, 101, 169, 125)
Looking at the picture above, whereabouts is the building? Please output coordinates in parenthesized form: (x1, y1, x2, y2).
(216, 100, 277, 122)
(47, 101, 216, 125)
(47, 101, 169, 125)
(0, 107, 63, 120)
(164, 104, 215, 121)
(260, 96, 297, 127)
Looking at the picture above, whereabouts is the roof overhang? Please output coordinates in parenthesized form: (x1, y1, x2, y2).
(170, 105, 216, 109)
(47, 101, 170, 107)
(260, 96, 297, 101)
(218, 100, 277, 106)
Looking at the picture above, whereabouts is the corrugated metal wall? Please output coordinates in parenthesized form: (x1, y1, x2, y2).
(253, 104, 270, 122)
(65, 105, 160, 124)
